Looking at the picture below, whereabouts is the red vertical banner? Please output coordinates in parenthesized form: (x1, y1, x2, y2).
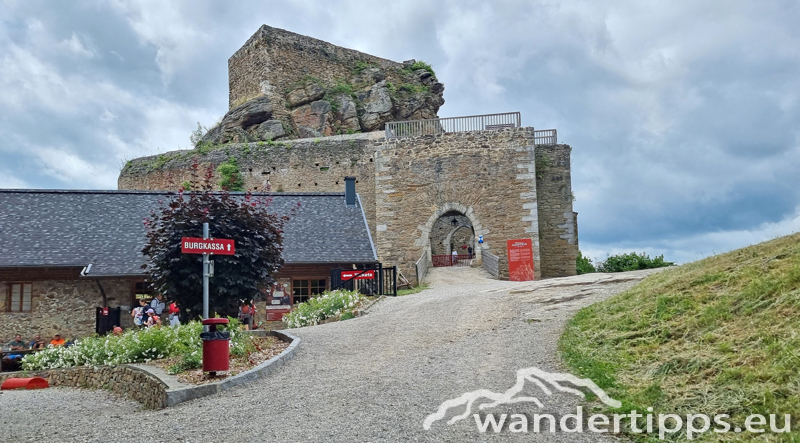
(507, 239, 535, 281)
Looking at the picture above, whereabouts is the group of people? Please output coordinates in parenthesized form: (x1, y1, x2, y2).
(131, 294, 180, 328)
(2, 333, 68, 370)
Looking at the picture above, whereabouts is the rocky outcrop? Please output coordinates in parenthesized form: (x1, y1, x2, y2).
(201, 97, 286, 145)
(200, 58, 445, 145)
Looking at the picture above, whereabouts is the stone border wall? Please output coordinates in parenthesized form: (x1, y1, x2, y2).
(0, 364, 167, 409)
(0, 331, 300, 409)
(162, 330, 299, 407)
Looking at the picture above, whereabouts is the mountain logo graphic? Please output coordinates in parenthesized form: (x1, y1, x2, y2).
(423, 366, 621, 430)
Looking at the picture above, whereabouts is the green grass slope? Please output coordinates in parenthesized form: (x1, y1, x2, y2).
(560, 232, 800, 441)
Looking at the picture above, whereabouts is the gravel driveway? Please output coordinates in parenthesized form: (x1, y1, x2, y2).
(0, 267, 664, 442)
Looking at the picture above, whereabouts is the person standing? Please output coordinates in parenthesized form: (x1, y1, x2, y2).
(451, 249, 459, 266)
(467, 246, 474, 260)
(150, 294, 166, 317)
(168, 301, 180, 327)
(240, 301, 252, 330)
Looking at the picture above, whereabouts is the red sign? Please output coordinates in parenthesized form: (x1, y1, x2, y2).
(507, 239, 535, 281)
(340, 270, 375, 280)
(181, 237, 235, 255)
(102, 307, 109, 316)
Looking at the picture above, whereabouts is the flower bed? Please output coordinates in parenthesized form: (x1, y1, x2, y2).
(21, 319, 248, 372)
(148, 335, 289, 385)
(282, 289, 366, 328)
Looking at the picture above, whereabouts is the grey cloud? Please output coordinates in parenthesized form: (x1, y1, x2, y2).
(1, 0, 799, 263)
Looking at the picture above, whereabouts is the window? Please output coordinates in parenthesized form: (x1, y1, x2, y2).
(292, 279, 327, 305)
(7, 283, 32, 312)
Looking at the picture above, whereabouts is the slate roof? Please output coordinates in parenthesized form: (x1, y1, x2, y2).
(0, 190, 377, 277)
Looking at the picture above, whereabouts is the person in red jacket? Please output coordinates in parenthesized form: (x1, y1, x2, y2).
(168, 301, 180, 327)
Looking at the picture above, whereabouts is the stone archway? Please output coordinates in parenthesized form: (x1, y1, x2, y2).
(414, 202, 487, 265)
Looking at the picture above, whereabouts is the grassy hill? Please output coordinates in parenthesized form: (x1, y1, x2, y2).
(560, 233, 800, 441)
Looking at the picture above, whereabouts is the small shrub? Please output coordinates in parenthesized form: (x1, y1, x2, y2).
(217, 158, 245, 191)
(283, 289, 366, 328)
(397, 83, 428, 94)
(596, 252, 674, 273)
(576, 251, 596, 274)
(405, 60, 435, 77)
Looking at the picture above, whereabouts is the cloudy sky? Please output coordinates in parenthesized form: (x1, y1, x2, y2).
(2, 0, 799, 264)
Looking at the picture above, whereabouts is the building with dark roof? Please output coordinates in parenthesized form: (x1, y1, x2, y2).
(0, 183, 377, 340)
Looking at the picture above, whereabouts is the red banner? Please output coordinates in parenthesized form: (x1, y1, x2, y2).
(340, 270, 375, 280)
(181, 237, 236, 255)
(507, 239, 535, 281)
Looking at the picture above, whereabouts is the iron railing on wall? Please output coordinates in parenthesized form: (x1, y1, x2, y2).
(385, 112, 521, 139)
(330, 264, 397, 296)
(482, 251, 500, 278)
(415, 252, 430, 286)
(533, 129, 557, 144)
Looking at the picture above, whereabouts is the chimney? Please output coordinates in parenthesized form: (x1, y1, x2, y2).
(344, 176, 356, 207)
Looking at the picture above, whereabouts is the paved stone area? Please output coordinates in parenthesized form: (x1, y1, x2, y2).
(0, 267, 664, 442)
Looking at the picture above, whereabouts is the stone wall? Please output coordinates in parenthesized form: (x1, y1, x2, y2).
(118, 135, 379, 240)
(535, 145, 578, 278)
(212, 25, 444, 143)
(374, 128, 544, 282)
(0, 365, 167, 409)
(1, 272, 135, 342)
(120, 128, 578, 282)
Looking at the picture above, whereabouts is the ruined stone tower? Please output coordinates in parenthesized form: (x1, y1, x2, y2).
(119, 25, 578, 282)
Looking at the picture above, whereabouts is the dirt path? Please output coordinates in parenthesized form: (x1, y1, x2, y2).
(0, 268, 664, 442)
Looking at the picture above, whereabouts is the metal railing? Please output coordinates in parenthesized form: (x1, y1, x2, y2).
(533, 129, 557, 144)
(482, 251, 500, 278)
(385, 112, 521, 139)
(415, 252, 430, 286)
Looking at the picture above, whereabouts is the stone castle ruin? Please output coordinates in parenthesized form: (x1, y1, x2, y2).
(119, 25, 578, 282)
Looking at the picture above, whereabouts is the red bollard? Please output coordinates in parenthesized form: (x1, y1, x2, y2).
(201, 318, 230, 374)
(1, 377, 49, 390)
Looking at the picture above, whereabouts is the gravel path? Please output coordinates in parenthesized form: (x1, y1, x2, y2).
(0, 267, 664, 442)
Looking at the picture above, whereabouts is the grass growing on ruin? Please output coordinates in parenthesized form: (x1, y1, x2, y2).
(560, 232, 800, 441)
(397, 283, 429, 296)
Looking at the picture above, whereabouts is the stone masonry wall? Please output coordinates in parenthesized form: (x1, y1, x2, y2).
(231, 25, 419, 109)
(0, 365, 167, 409)
(535, 144, 578, 278)
(374, 128, 543, 282)
(118, 135, 378, 240)
(221, 25, 444, 142)
(1, 277, 134, 343)
(119, 130, 577, 282)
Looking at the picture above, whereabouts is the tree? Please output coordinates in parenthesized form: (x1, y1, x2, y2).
(142, 161, 293, 321)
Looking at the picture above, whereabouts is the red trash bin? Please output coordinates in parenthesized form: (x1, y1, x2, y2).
(201, 318, 230, 374)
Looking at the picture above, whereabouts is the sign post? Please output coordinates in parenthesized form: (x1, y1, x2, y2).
(180, 226, 235, 331)
(202, 223, 210, 328)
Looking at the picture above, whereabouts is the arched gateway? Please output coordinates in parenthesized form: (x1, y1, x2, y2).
(414, 202, 484, 267)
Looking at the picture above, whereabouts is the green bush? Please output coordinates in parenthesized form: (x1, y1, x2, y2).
(406, 60, 436, 77)
(576, 251, 596, 274)
(21, 319, 248, 371)
(596, 252, 674, 273)
(216, 158, 244, 191)
(283, 289, 365, 328)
